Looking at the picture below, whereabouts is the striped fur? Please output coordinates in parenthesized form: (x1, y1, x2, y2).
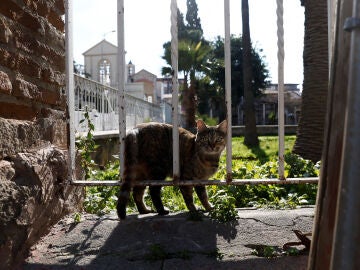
(117, 119, 227, 219)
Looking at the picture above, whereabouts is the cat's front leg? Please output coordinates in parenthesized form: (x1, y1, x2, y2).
(180, 186, 197, 212)
(195, 185, 213, 211)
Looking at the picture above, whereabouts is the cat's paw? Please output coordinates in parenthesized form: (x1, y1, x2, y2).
(138, 208, 153, 214)
(158, 209, 170, 216)
(204, 203, 213, 212)
(187, 210, 204, 221)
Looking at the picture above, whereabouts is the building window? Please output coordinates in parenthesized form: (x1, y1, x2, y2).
(99, 59, 111, 85)
(165, 79, 172, 94)
(128, 66, 133, 76)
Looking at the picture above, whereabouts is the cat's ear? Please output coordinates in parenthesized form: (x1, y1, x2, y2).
(196, 119, 208, 132)
(217, 120, 228, 134)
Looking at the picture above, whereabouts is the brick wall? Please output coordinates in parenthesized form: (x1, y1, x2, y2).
(0, 1, 83, 268)
(0, 0, 66, 147)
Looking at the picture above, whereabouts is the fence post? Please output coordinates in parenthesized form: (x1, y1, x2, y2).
(170, 0, 180, 182)
(65, 0, 75, 181)
(277, 0, 285, 180)
(117, 0, 126, 181)
(224, 0, 232, 182)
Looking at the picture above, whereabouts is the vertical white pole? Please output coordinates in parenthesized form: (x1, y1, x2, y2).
(171, 0, 180, 181)
(224, 0, 232, 182)
(102, 90, 105, 130)
(117, 0, 126, 181)
(277, 0, 285, 180)
(65, 0, 75, 181)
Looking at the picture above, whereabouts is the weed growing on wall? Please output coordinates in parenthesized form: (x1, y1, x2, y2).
(75, 106, 98, 179)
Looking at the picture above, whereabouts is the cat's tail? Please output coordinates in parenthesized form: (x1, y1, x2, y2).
(117, 181, 131, 220)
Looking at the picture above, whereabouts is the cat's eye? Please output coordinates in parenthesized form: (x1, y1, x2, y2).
(216, 137, 223, 142)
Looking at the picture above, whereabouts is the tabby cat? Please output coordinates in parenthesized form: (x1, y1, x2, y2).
(117, 119, 227, 220)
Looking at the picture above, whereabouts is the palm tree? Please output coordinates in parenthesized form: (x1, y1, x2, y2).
(292, 0, 328, 162)
(162, 3, 210, 130)
(242, 0, 259, 147)
(201, 35, 270, 126)
(162, 40, 211, 130)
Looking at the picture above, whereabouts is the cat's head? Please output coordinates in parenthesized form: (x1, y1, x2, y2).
(195, 119, 227, 154)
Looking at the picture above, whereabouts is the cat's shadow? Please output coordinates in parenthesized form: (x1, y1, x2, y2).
(85, 211, 238, 265)
(123, 210, 238, 243)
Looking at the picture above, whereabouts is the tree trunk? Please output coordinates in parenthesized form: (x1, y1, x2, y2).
(293, 0, 328, 162)
(181, 72, 196, 132)
(242, 0, 259, 147)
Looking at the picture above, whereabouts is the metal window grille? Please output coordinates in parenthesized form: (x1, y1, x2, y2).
(65, 0, 319, 186)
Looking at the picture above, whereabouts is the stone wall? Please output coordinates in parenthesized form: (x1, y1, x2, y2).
(0, 1, 83, 268)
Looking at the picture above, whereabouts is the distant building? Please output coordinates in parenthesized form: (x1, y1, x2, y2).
(82, 40, 154, 103)
(236, 83, 302, 125)
(131, 69, 157, 103)
(156, 76, 185, 103)
(83, 40, 183, 108)
(82, 41, 300, 126)
(83, 40, 118, 88)
(155, 76, 185, 124)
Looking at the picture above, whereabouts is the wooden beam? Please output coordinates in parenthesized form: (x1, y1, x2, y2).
(308, 0, 351, 269)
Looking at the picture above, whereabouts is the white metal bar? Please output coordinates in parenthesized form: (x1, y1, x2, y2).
(224, 0, 232, 183)
(102, 88, 105, 130)
(331, 2, 360, 268)
(171, 0, 180, 181)
(276, 0, 285, 180)
(65, 0, 75, 181)
(70, 177, 319, 186)
(117, 0, 126, 181)
(68, 0, 310, 189)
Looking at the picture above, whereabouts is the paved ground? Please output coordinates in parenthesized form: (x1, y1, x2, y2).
(23, 207, 314, 270)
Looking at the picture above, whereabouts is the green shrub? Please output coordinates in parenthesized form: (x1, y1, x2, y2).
(83, 162, 120, 215)
(210, 143, 319, 209)
(197, 114, 218, 126)
(209, 189, 238, 222)
(284, 153, 318, 177)
(83, 136, 320, 215)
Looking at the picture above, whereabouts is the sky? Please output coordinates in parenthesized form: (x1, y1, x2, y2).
(73, 0, 304, 86)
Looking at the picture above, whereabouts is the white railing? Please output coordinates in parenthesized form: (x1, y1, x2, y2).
(74, 74, 162, 132)
(66, 0, 318, 187)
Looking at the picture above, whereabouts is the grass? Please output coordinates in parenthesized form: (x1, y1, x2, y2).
(227, 136, 296, 164)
